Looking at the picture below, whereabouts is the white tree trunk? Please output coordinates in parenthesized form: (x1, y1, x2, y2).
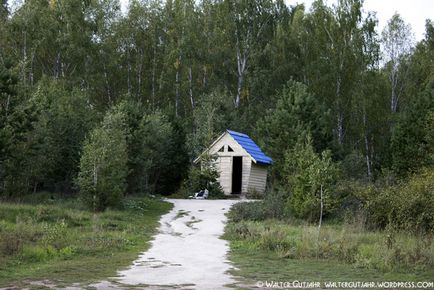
(234, 27, 248, 108)
(103, 62, 111, 104)
(175, 60, 180, 117)
(137, 49, 143, 97)
(127, 50, 131, 95)
(202, 65, 207, 89)
(390, 64, 399, 113)
(337, 112, 344, 145)
(93, 159, 98, 212)
(188, 66, 194, 109)
(151, 45, 156, 110)
(318, 184, 323, 230)
(22, 30, 27, 84)
(363, 112, 372, 179)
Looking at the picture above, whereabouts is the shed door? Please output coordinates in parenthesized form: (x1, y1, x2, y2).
(231, 156, 242, 194)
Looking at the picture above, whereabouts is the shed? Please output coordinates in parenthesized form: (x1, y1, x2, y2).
(194, 130, 272, 195)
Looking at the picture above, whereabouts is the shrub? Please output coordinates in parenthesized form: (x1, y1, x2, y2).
(20, 245, 53, 262)
(228, 201, 266, 222)
(0, 220, 44, 257)
(227, 191, 287, 222)
(262, 190, 286, 220)
(390, 168, 434, 233)
(41, 221, 68, 249)
(0, 231, 23, 257)
(349, 168, 434, 233)
(59, 246, 76, 259)
(183, 154, 224, 198)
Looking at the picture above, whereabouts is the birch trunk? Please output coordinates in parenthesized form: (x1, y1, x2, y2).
(175, 60, 180, 117)
(21, 30, 27, 84)
(318, 184, 323, 230)
(390, 65, 399, 113)
(188, 66, 194, 109)
(137, 49, 143, 97)
(235, 42, 247, 108)
(202, 66, 207, 89)
(103, 62, 111, 104)
(30, 50, 35, 86)
(336, 56, 344, 145)
(363, 112, 372, 179)
(151, 45, 156, 110)
(337, 112, 344, 145)
(234, 26, 249, 108)
(93, 159, 98, 212)
(54, 51, 61, 79)
(127, 50, 131, 95)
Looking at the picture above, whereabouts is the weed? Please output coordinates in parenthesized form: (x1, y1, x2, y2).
(0, 196, 172, 286)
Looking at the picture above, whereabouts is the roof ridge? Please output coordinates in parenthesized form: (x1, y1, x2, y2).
(226, 129, 249, 137)
(226, 129, 272, 165)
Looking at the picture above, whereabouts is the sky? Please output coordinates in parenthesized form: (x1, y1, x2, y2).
(285, 0, 434, 41)
(119, 0, 434, 42)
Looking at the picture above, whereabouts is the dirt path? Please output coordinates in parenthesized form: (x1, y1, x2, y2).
(116, 199, 239, 289)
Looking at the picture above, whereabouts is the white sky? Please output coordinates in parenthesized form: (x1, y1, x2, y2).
(285, 0, 434, 41)
(120, 0, 434, 42)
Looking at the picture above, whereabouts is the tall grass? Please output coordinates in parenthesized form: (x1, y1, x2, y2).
(0, 194, 172, 285)
(224, 220, 433, 272)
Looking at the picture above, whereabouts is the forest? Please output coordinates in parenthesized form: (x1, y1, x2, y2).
(0, 0, 433, 285)
(0, 0, 433, 230)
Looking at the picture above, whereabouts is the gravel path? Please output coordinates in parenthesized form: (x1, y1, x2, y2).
(116, 199, 239, 289)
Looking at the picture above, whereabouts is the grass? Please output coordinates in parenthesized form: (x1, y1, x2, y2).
(174, 209, 190, 219)
(0, 192, 172, 288)
(228, 243, 434, 286)
(224, 218, 434, 288)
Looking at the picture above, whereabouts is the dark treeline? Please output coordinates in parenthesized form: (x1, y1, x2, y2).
(0, 0, 433, 216)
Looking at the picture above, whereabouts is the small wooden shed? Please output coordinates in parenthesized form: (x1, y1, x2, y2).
(194, 130, 272, 195)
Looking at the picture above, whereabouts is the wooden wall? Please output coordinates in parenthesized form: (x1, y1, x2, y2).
(247, 163, 268, 193)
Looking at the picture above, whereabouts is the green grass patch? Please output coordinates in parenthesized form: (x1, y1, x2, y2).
(224, 219, 434, 287)
(0, 194, 172, 288)
(174, 209, 190, 219)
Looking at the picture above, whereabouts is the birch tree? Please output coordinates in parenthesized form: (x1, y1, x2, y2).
(225, 0, 275, 108)
(382, 13, 414, 113)
(304, 0, 366, 146)
(77, 110, 128, 211)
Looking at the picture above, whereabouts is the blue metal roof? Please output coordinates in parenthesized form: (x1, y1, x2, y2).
(227, 130, 273, 165)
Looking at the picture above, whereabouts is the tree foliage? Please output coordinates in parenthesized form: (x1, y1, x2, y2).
(77, 109, 128, 211)
(257, 80, 330, 181)
(283, 136, 339, 221)
(0, 0, 432, 229)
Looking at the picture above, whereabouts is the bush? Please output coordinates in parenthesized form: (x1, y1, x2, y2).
(227, 191, 286, 222)
(182, 154, 224, 198)
(228, 201, 266, 222)
(345, 168, 434, 233)
(391, 168, 434, 233)
(0, 220, 44, 257)
(41, 221, 69, 249)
